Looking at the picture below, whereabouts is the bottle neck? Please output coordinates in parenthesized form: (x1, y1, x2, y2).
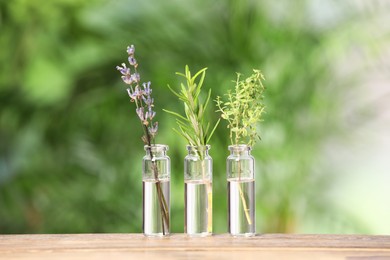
(144, 144, 168, 157)
(228, 144, 252, 156)
(186, 145, 210, 157)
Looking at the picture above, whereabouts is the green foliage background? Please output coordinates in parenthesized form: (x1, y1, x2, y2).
(0, 0, 385, 234)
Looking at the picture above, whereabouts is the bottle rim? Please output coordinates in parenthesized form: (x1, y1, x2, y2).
(186, 144, 211, 151)
(144, 144, 169, 151)
(228, 144, 252, 151)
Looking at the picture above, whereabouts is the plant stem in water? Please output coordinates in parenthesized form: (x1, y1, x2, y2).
(237, 159, 252, 225)
(201, 159, 212, 233)
(150, 159, 170, 234)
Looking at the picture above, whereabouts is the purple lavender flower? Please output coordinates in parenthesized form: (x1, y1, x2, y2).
(131, 73, 140, 83)
(142, 95, 154, 106)
(116, 63, 130, 76)
(121, 75, 133, 85)
(128, 56, 137, 66)
(134, 86, 144, 99)
(136, 107, 145, 122)
(127, 88, 141, 101)
(127, 45, 135, 55)
(143, 82, 152, 95)
(116, 44, 159, 141)
(146, 108, 156, 120)
(126, 88, 135, 101)
(149, 122, 158, 137)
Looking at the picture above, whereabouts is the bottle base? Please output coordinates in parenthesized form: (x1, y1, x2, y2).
(186, 232, 212, 237)
(229, 232, 256, 237)
(143, 232, 170, 237)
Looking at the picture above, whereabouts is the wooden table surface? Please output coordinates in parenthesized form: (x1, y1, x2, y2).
(1, 233, 390, 260)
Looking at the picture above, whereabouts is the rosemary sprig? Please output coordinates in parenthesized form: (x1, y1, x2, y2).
(164, 65, 218, 233)
(164, 65, 220, 149)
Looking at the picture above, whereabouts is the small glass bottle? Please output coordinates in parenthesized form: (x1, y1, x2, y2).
(142, 144, 170, 236)
(227, 144, 255, 236)
(184, 145, 213, 236)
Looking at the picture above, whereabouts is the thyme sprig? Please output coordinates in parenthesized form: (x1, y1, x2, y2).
(216, 69, 266, 226)
(216, 69, 266, 146)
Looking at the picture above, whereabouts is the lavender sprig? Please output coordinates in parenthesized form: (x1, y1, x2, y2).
(116, 45, 158, 144)
(116, 45, 168, 234)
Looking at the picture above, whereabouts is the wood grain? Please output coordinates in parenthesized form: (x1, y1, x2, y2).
(1, 234, 390, 260)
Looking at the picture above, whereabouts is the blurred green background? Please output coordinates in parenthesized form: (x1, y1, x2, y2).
(1, 0, 389, 234)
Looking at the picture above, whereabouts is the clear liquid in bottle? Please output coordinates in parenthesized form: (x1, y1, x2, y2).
(185, 180, 212, 236)
(228, 178, 255, 236)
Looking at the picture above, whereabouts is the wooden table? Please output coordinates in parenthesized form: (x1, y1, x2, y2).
(1, 234, 390, 259)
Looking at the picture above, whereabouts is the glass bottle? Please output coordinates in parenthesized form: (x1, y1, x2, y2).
(142, 144, 170, 236)
(184, 145, 213, 236)
(227, 144, 255, 236)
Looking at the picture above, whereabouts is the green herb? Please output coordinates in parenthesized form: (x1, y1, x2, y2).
(164, 65, 220, 148)
(216, 69, 266, 227)
(216, 69, 266, 146)
(165, 65, 217, 233)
